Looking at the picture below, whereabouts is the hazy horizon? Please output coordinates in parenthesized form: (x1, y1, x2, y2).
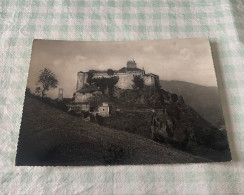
(27, 38, 218, 98)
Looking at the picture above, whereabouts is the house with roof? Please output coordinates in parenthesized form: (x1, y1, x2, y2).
(97, 102, 110, 117)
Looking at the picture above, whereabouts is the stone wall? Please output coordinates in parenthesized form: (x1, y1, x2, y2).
(98, 104, 110, 117)
(93, 72, 110, 79)
(74, 92, 93, 103)
(74, 91, 102, 103)
(76, 68, 159, 91)
(143, 75, 155, 86)
(115, 73, 134, 89)
(76, 72, 88, 91)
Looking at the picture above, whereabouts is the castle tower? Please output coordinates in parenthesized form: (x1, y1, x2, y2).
(127, 59, 137, 69)
(142, 67, 145, 75)
(58, 88, 63, 101)
(76, 71, 88, 91)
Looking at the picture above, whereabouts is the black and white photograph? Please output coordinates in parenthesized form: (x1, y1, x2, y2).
(16, 38, 231, 166)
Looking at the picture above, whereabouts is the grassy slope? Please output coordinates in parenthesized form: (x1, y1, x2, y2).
(16, 96, 210, 166)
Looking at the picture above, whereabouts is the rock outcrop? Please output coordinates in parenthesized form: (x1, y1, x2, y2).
(113, 86, 229, 151)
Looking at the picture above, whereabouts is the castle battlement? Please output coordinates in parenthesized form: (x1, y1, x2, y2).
(76, 60, 159, 91)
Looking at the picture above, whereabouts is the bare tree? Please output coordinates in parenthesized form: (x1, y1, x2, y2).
(37, 68, 58, 99)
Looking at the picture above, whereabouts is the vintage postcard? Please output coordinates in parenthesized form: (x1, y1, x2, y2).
(16, 38, 231, 166)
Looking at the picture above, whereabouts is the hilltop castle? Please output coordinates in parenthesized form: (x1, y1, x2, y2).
(76, 59, 159, 91)
(74, 59, 159, 103)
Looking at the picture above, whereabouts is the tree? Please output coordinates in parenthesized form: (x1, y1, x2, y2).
(37, 68, 58, 98)
(133, 75, 144, 90)
(35, 87, 41, 96)
(92, 77, 107, 93)
(107, 76, 119, 97)
(107, 69, 114, 75)
(92, 76, 119, 96)
(155, 79, 161, 90)
(87, 70, 94, 85)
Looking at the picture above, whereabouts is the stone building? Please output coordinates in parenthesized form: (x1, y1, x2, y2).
(97, 102, 110, 117)
(76, 59, 159, 92)
(74, 85, 102, 103)
(93, 70, 111, 79)
(143, 73, 159, 86)
(76, 71, 89, 91)
(58, 88, 63, 101)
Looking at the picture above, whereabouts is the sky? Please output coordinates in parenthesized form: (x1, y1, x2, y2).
(27, 37, 217, 98)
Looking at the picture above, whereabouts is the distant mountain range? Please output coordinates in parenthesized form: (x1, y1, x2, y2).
(160, 80, 225, 129)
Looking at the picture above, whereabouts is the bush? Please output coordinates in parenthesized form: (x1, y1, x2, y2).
(42, 97, 52, 104)
(56, 102, 68, 112)
(107, 69, 114, 75)
(92, 76, 119, 96)
(133, 75, 144, 89)
(96, 114, 105, 125)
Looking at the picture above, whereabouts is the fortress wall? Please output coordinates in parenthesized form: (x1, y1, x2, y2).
(76, 67, 159, 91)
(115, 74, 134, 89)
(144, 75, 155, 86)
(93, 72, 111, 79)
(76, 72, 88, 91)
(74, 92, 93, 103)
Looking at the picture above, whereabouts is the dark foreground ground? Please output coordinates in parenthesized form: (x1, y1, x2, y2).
(16, 96, 211, 166)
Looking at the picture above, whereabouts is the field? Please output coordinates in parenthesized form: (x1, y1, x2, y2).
(16, 96, 210, 166)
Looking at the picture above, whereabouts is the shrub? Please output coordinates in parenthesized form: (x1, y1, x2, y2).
(96, 114, 105, 125)
(133, 75, 144, 89)
(107, 69, 114, 75)
(56, 102, 68, 112)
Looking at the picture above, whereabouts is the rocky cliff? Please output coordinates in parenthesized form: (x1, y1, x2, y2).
(160, 80, 225, 128)
(112, 86, 230, 152)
